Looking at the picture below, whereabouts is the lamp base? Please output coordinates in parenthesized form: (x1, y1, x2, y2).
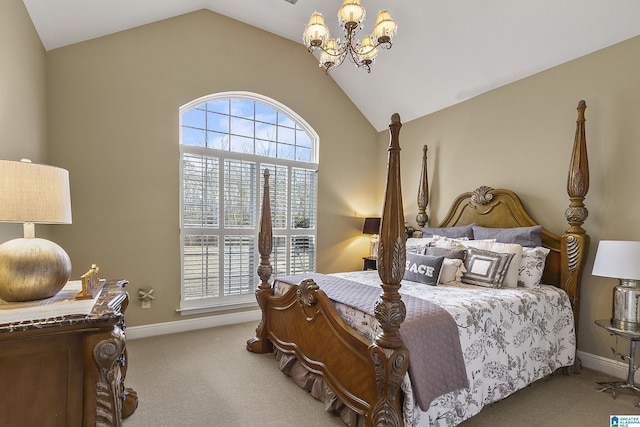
(370, 234, 379, 259)
(0, 237, 72, 302)
(612, 279, 640, 332)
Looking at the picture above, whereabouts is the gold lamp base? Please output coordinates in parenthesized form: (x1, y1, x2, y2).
(0, 237, 72, 302)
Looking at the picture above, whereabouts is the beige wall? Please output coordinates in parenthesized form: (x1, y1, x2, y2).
(45, 10, 380, 327)
(0, 0, 48, 242)
(385, 35, 640, 362)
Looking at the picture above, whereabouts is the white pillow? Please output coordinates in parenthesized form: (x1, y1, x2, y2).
(439, 258, 466, 284)
(406, 237, 434, 254)
(462, 240, 523, 288)
(431, 236, 468, 251)
(518, 246, 551, 287)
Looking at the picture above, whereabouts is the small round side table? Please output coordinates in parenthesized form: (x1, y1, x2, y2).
(595, 318, 640, 407)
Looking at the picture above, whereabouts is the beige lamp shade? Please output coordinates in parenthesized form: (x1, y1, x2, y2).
(0, 159, 72, 302)
(338, 0, 365, 26)
(0, 159, 72, 224)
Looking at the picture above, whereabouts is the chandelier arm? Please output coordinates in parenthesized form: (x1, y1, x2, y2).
(313, 45, 347, 58)
(345, 28, 360, 65)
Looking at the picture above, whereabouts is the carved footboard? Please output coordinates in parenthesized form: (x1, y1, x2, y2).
(262, 280, 378, 418)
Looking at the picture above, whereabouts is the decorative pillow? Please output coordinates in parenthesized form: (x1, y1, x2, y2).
(518, 246, 551, 287)
(431, 236, 468, 251)
(421, 223, 475, 239)
(462, 247, 514, 288)
(439, 258, 466, 284)
(424, 246, 466, 260)
(403, 253, 444, 286)
(472, 225, 542, 248)
(462, 240, 522, 288)
(406, 237, 434, 255)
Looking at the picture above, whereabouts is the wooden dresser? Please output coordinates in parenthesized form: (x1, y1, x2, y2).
(0, 280, 138, 426)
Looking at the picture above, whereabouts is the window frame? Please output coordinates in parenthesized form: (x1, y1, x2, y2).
(178, 92, 319, 315)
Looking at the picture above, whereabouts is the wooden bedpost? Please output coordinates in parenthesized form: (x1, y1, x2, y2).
(369, 113, 409, 427)
(416, 145, 429, 228)
(246, 168, 274, 354)
(562, 100, 590, 360)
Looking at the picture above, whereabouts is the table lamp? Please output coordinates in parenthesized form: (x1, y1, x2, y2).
(592, 240, 640, 332)
(0, 159, 72, 302)
(363, 217, 381, 259)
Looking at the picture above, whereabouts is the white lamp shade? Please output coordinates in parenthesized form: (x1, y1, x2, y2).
(0, 159, 72, 224)
(592, 240, 640, 280)
(303, 12, 329, 46)
(338, 0, 365, 25)
(357, 35, 378, 61)
(374, 10, 397, 40)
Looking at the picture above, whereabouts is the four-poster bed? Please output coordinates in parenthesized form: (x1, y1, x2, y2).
(247, 101, 590, 426)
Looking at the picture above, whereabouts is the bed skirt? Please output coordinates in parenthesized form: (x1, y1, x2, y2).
(274, 348, 367, 427)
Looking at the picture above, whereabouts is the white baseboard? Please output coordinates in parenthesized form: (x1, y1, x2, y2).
(126, 309, 262, 340)
(578, 349, 640, 382)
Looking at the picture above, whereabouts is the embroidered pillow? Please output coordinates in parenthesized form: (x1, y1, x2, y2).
(462, 240, 522, 288)
(421, 224, 475, 239)
(403, 253, 444, 286)
(423, 245, 466, 284)
(439, 258, 466, 284)
(518, 246, 551, 287)
(462, 247, 514, 288)
(472, 225, 542, 248)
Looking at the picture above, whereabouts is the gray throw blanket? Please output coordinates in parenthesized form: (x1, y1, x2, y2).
(277, 273, 469, 411)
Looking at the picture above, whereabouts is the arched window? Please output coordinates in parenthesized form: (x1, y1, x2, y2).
(179, 92, 318, 313)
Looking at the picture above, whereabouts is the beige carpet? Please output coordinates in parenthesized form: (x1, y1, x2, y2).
(122, 321, 640, 427)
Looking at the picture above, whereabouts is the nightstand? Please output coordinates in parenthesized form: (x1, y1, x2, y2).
(0, 280, 138, 425)
(362, 256, 377, 270)
(595, 319, 640, 407)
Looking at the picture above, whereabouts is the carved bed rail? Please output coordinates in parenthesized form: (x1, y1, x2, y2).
(561, 100, 590, 338)
(246, 168, 275, 355)
(369, 113, 409, 425)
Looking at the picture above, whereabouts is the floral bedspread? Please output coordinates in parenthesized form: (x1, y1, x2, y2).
(327, 271, 576, 427)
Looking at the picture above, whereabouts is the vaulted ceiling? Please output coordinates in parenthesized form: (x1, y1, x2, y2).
(23, 0, 640, 131)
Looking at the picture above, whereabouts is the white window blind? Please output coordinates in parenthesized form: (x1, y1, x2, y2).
(183, 235, 219, 300)
(179, 92, 318, 314)
(223, 235, 255, 295)
(261, 163, 288, 229)
(224, 159, 256, 228)
(182, 154, 218, 228)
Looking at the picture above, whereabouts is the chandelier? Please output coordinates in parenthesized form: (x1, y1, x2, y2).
(303, 0, 397, 73)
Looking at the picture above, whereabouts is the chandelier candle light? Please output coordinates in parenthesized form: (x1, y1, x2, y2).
(0, 159, 72, 302)
(303, 0, 397, 73)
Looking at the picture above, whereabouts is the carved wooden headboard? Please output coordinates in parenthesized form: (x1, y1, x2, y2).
(415, 100, 590, 336)
(437, 186, 563, 287)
